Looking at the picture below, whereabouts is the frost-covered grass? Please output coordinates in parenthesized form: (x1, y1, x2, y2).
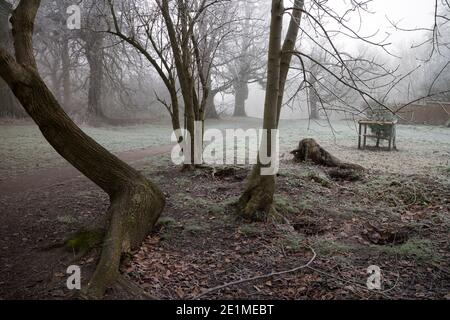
(278, 119, 450, 177)
(0, 123, 172, 176)
(1, 118, 449, 178)
(202, 118, 450, 178)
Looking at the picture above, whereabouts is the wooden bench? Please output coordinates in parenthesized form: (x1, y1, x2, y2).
(358, 120, 397, 151)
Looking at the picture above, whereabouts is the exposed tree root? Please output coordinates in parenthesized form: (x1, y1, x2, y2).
(83, 183, 165, 299)
(291, 138, 364, 171)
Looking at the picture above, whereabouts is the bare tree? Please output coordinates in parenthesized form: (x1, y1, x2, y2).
(238, 0, 411, 219)
(230, 1, 267, 117)
(0, 0, 165, 298)
(238, 0, 303, 220)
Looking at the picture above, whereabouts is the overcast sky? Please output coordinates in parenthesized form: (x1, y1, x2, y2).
(359, 0, 436, 53)
(238, 0, 439, 119)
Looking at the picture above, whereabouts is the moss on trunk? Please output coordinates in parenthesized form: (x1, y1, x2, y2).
(238, 165, 277, 221)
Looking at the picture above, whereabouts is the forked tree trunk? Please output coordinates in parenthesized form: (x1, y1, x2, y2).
(238, 0, 284, 220)
(239, 0, 304, 220)
(160, 0, 198, 169)
(0, 0, 165, 298)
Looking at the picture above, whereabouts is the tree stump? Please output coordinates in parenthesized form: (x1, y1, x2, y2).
(291, 138, 364, 171)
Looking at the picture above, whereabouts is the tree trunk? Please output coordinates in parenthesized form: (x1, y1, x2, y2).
(0, 0, 165, 298)
(238, 164, 276, 220)
(205, 90, 219, 119)
(0, 0, 26, 118)
(62, 34, 72, 112)
(160, 0, 198, 169)
(308, 68, 320, 120)
(233, 78, 249, 117)
(0, 76, 26, 118)
(276, 0, 304, 125)
(239, 0, 303, 220)
(85, 32, 107, 125)
(309, 86, 320, 120)
(238, 0, 284, 220)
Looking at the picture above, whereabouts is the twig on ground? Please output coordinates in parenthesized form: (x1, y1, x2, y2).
(193, 246, 317, 300)
(305, 266, 393, 299)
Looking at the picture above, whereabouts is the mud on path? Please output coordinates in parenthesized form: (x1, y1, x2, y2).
(0, 144, 173, 299)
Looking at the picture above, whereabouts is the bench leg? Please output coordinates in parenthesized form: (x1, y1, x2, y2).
(358, 123, 362, 149)
(363, 125, 367, 149)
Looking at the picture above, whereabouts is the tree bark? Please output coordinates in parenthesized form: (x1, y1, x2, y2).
(238, 0, 284, 220)
(276, 0, 304, 125)
(205, 89, 219, 119)
(308, 84, 320, 120)
(233, 78, 249, 117)
(239, 0, 303, 220)
(160, 0, 198, 169)
(84, 31, 107, 125)
(0, 0, 165, 298)
(308, 65, 320, 120)
(61, 34, 72, 112)
(0, 0, 25, 118)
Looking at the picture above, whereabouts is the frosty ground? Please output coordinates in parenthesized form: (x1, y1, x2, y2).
(0, 118, 449, 299)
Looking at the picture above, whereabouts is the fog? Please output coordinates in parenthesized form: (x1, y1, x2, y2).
(1, 0, 450, 301)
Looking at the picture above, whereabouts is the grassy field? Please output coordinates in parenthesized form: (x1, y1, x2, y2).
(1, 118, 449, 178)
(1, 118, 449, 299)
(0, 123, 172, 176)
(278, 119, 450, 177)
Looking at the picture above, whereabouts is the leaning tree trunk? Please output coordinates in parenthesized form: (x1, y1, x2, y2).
(0, 78, 25, 118)
(0, 0, 165, 299)
(0, 0, 25, 118)
(233, 78, 249, 117)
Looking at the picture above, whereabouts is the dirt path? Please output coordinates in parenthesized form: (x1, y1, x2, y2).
(0, 143, 175, 299)
(0, 144, 174, 196)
